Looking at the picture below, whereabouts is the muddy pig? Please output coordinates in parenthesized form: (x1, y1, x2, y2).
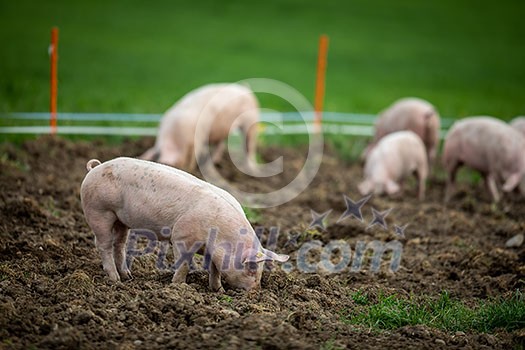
(80, 157, 288, 291)
(510, 116, 525, 138)
(358, 130, 428, 199)
(363, 97, 441, 168)
(141, 83, 259, 172)
(442, 116, 525, 202)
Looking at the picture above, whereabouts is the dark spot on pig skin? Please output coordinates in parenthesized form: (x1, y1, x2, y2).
(102, 166, 118, 181)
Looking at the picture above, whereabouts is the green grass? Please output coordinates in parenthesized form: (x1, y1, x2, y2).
(242, 206, 262, 224)
(1, 0, 524, 118)
(343, 289, 525, 333)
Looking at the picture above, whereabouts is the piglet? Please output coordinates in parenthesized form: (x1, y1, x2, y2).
(80, 157, 288, 291)
(358, 130, 428, 199)
(141, 83, 259, 172)
(442, 116, 525, 202)
(363, 97, 441, 168)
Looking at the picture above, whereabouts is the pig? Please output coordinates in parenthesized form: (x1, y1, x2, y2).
(442, 116, 525, 202)
(141, 83, 259, 172)
(358, 130, 428, 200)
(510, 116, 525, 138)
(362, 97, 441, 169)
(80, 157, 288, 291)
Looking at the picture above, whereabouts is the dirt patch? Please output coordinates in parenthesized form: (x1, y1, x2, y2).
(0, 135, 523, 349)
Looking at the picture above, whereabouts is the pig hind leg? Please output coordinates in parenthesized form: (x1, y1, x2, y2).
(485, 173, 501, 203)
(113, 220, 132, 280)
(416, 161, 428, 200)
(140, 147, 160, 162)
(212, 140, 226, 164)
(85, 209, 121, 281)
(444, 159, 461, 203)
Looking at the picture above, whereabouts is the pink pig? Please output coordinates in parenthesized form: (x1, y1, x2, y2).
(141, 83, 259, 171)
(442, 116, 525, 202)
(80, 157, 288, 291)
(510, 116, 525, 138)
(363, 97, 441, 168)
(358, 131, 428, 199)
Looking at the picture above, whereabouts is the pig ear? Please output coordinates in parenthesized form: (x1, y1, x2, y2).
(261, 248, 289, 263)
(242, 248, 289, 265)
(242, 249, 268, 265)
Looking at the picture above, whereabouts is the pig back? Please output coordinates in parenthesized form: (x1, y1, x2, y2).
(80, 157, 246, 233)
(376, 98, 437, 143)
(447, 117, 525, 174)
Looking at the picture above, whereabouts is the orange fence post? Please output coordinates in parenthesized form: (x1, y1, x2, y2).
(314, 34, 329, 133)
(49, 27, 59, 134)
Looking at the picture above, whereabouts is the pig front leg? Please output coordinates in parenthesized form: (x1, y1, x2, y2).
(170, 219, 202, 284)
(209, 261, 224, 292)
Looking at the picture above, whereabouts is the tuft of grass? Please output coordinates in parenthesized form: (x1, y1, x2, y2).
(325, 134, 368, 163)
(242, 206, 262, 224)
(351, 290, 370, 306)
(220, 295, 233, 304)
(343, 290, 525, 333)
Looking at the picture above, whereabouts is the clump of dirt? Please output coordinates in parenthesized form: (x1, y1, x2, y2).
(0, 135, 523, 349)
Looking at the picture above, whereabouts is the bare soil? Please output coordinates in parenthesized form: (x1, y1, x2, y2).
(0, 135, 524, 349)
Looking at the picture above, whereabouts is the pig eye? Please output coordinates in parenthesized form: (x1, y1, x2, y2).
(245, 262, 258, 272)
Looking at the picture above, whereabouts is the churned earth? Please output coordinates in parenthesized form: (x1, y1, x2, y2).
(0, 135, 523, 349)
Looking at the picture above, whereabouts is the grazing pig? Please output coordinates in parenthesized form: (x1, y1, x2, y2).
(141, 83, 259, 172)
(358, 131, 428, 199)
(363, 97, 441, 168)
(510, 116, 525, 138)
(442, 116, 525, 202)
(80, 157, 288, 291)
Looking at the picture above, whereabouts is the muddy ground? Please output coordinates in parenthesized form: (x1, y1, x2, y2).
(0, 135, 524, 349)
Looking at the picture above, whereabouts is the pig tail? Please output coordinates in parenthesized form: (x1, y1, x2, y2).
(86, 159, 102, 172)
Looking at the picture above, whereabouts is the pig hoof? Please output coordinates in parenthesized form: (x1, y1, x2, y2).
(171, 274, 187, 284)
(119, 270, 133, 280)
(212, 286, 225, 293)
(107, 272, 121, 282)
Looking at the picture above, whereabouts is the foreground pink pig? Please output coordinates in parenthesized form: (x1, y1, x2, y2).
(363, 98, 441, 167)
(80, 157, 288, 291)
(442, 117, 525, 202)
(358, 131, 428, 199)
(141, 83, 259, 171)
(510, 116, 525, 138)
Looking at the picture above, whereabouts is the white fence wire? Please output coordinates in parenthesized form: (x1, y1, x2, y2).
(0, 112, 454, 138)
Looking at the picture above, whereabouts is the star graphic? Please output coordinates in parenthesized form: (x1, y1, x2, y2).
(309, 209, 332, 231)
(394, 224, 408, 238)
(337, 194, 372, 223)
(284, 233, 300, 248)
(366, 207, 392, 230)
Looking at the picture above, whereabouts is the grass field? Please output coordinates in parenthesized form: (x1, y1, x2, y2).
(1, 0, 524, 119)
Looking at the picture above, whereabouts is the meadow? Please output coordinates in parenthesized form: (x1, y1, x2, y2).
(1, 0, 524, 119)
